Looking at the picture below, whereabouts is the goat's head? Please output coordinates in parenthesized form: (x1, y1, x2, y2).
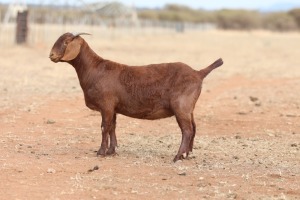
(49, 32, 90, 63)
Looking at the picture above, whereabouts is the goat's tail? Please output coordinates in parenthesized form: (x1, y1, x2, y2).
(198, 58, 223, 79)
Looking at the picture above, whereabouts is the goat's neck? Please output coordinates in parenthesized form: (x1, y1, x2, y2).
(69, 42, 103, 89)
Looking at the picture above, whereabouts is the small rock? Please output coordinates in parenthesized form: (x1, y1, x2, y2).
(237, 111, 247, 115)
(291, 143, 297, 147)
(286, 114, 296, 118)
(47, 168, 56, 174)
(46, 119, 56, 124)
(234, 135, 241, 139)
(255, 102, 261, 107)
(267, 132, 275, 137)
(178, 172, 187, 176)
(249, 96, 259, 102)
(88, 165, 99, 172)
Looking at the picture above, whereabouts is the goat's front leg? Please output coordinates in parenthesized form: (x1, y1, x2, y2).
(107, 114, 117, 155)
(97, 111, 115, 157)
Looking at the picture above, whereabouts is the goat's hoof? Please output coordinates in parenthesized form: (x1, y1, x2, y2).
(106, 148, 116, 156)
(173, 155, 184, 162)
(183, 152, 189, 159)
(97, 149, 106, 157)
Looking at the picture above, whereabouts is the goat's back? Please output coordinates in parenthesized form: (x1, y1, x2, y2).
(119, 62, 200, 97)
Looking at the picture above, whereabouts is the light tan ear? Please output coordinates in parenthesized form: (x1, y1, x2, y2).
(61, 38, 81, 61)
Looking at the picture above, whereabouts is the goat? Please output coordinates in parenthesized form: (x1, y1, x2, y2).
(49, 32, 223, 162)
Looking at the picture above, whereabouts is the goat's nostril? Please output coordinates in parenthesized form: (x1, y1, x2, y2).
(49, 53, 54, 58)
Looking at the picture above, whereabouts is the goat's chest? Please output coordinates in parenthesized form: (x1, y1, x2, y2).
(83, 88, 101, 111)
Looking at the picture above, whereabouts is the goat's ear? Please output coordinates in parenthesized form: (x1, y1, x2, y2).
(61, 38, 81, 61)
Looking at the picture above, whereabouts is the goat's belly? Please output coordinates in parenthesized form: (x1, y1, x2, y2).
(142, 109, 174, 120)
(118, 107, 173, 120)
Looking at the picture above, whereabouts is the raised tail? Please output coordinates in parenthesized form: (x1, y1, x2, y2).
(198, 58, 223, 79)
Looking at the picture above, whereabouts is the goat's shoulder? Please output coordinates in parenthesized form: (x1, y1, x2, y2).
(100, 59, 126, 71)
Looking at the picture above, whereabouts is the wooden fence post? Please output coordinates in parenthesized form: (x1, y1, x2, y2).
(16, 10, 28, 44)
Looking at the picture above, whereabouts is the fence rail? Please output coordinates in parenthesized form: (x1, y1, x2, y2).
(0, 7, 216, 46)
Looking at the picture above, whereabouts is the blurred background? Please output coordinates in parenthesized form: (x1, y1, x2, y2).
(1, 0, 300, 46)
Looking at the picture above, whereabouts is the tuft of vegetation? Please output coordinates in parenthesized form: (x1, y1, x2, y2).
(288, 8, 300, 28)
(138, 4, 300, 31)
(214, 9, 261, 30)
(138, 4, 215, 23)
(262, 12, 298, 31)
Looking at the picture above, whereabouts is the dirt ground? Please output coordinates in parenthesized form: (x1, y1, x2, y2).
(0, 29, 299, 199)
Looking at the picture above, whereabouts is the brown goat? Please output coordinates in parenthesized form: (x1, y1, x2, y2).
(49, 32, 223, 162)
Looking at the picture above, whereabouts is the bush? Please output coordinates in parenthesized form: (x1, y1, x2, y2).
(215, 9, 261, 30)
(138, 4, 214, 23)
(262, 12, 298, 31)
(288, 8, 300, 28)
(138, 4, 300, 31)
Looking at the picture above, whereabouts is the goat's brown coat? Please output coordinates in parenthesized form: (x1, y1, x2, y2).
(49, 32, 223, 162)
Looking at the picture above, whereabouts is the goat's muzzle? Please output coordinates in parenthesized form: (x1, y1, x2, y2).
(49, 52, 60, 63)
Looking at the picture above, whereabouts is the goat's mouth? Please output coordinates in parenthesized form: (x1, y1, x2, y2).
(49, 54, 61, 63)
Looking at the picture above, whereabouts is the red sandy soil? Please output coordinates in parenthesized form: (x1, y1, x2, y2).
(0, 31, 299, 199)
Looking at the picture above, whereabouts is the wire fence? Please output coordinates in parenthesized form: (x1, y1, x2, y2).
(0, 6, 216, 47)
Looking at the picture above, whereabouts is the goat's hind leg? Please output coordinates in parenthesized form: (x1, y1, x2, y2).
(173, 113, 194, 162)
(189, 113, 196, 153)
